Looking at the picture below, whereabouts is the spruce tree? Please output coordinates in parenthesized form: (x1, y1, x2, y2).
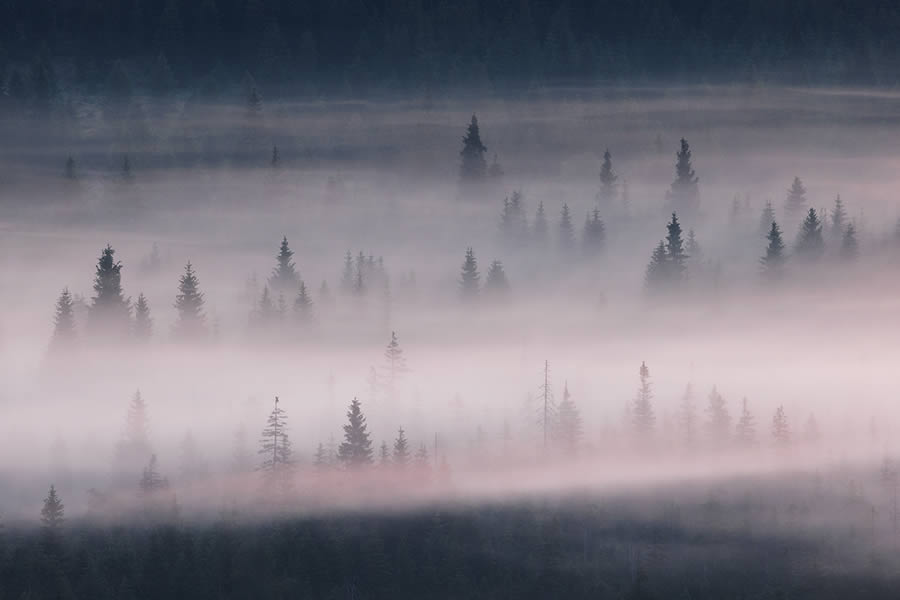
(840, 222, 858, 261)
(831, 195, 847, 238)
(51, 287, 77, 350)
(253, 285, 279, 328)
(173, 262, 206, 339)
(761, 221, 786, 277)
(704, 386, 732, 447)
(340, 250, 354, 294)
(459, 114, 488, 182)
(116, 390, 152, 470)
(772, 405, 790, 447)
(632, 362, 655, 439)
(555, 382, 583, 456)
(338, 398, 374, 468)
(665, 212, 687, 281)
(269, 236, 298, 294)
(498, 190, 528, 245)
(139, 454, 169, 496)
(40, 485, 65, 531)
(392, 427, 411, 468)
(582, 208, 606, 256)
(459, 247, 480, 300)
(668, 138, 699, 214)
(686, 228, 701, 260)
(88, 244, 131, 335)
(258, 396, 292, 476)
(735, 398, 757, 446)
(644, 241, 669, 293)
(785, 177, 807, 218)
(598, 148, 618, 206)
(485, 260, 510, 296)
(795, 207, 824, 261)
(532, 201, 549, 246)
(558, 203, 575, 254)
(294, 280, 314, 325)
(382, 331, 409, 399)
(133, 293, 152, 341)
(759, 200, 776, 238)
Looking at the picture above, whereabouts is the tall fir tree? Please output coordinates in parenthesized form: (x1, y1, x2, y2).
(258, 396, 293, 480)
(173, 262, 207, 339)
(644, 241, 669, 293)
(269, 236, 298, 294)
(665, 212, 687, 281)
(759, 200, 776, 238)
(88, 245, 131, 336)
(772, 405, 790, 447)
(704, 386, 732, 447)
(795, 207, 824, 261)
(761, 221, 786, 277)
(459, 247, 480, 300)
(499, 190, 528, 246)
(484, 260, 510, 296)
(293, 280, 314, 325)
(338, 398, 374, 468)
(340, 250, 355, 294)
(632, 361, 655, 440)
(382, 331, 409, 400)
(40, 485, 65, 531)
(667, 138, 699, 214)
(555, 382, 583, 456)
(785, 177, 807, 218)
(459, 114, 488, 182)
(840, 222, 859, 261)
(831, 195, 847, 238)
(133, 292, 152, 341)
(558, 203, 575, 254)
(532, 201, 549, 246)
(582, 208, 606, 256)
(598, 148, 618, 206)
(392, 427, 411, 468)
(735, 397, 757, 446)
(116, 390, 153, 471)
(50, 287, 77, 350)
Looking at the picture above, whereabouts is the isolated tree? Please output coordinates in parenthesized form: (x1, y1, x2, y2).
(532, 201, 548, 246)
(598, 148, 618, 206)
(269, 236, 298, 294)
(382, 331, 409, 399)
(459, 114, 488, 182)
(759, 200, 776, 238)
(772, 405, 790, 447)
(840, 222, 859, 261)
(484, 260, 510, 296)
(258, 396, 292, 477)
(173, 262, 206, 339)
(582, 208, 606, 256)
(88, 244, 131, 335)
(555, 382, 583, 456)
(704, 386, 732, 447)
(785, 177, 807, 218)
(632, 362, 655, 439)
(795, 208, 824, 260)
(392, 427, 411, 468)
(50, 287, 77, 350)
(40, 485, 65, 531)
(761, 221, 786, 277)
(735, 398, 757, 446)
(677, 384, 698, 449)
(831, 195, 847, 238)
(668, 138, 699, 214)
(338, 398, 374, 467)
(558, 203, 575, 254)
(459, 247, 480, 300)
(294, 280, 314, 325)
(133, 293, 152, 340)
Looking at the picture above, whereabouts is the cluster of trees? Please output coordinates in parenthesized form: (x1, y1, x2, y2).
(4, 0, 900, 111)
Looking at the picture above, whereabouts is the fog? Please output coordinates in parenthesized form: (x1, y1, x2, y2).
(3, 85, 900, 544)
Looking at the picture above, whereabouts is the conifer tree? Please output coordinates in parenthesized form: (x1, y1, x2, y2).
(415, 444, 432, 481)
(269, 236, 298, 294)
(258, 396, 292, 476)
(761, 221, 786, 277)
(340, 251, 354, 294)
(795, 208, 824, 260)
(537, 360, 556, 449)
(686, 229, 701, 260)
(668, 138, 699, 214)
(532, 201, 548, 246)
(772, 405, 790, 447)
(632, 362, 655, 439)
(293, 280, 314, 325)
(314, 442, 332, 472)
(459, 114, 488, 182)
(759, 200, 776, 238)
(40, 485, 65, 531)
(485, 260, 510, 296)
(831, 195, 847, 238)
(50, 287, 77, 350)
(88, 244, 131, 335)
(555, 382, 583, 456)
(644, 241, 669, 293)
(735, 397, 757, 446)
(704, 386, 732, 447)
(498, 190, 528, 244)
(173, 262, 207, 339)
(459, 247, 480, 300)
(598, 149, 618, 206)
(582, 208, 606, 256)
(677, 384, 698, 449)
(271, 145, 279, 168)
(392, 427, 411, 468)
(558, 203, 575, 254)
(338, 398, 374, 468)
(139, 454, 169, 496)
(840, 222, 859, 261)
(378, 441, 390, 468)
(382, 331, 409, 400)
(133, 293, 152, 341)
(116, 390, 152, 469)
(665, 212, 687, 281)
(253, 285, 279, 328)
(785, 177, 807, 218)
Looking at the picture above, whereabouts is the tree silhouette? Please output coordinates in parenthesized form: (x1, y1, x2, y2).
(50, 287, 77, 350)
(392, 427, 411, 468)
(735, 398, 757, 446)
(598, 149, 618, 206)
(459, 114, 488, 182)
(785, 177, 807, 218)
(558, 203, 575, 254)
(88, 245, 130, 336)
(761, 221, 786, 278)
(338, 398, 374, 468)
(173, 262, 206, 339)
(40, 485, 65, 531)
(668, 138, 699, 214)
(840, 222, 858, 261)
(269, 236, 298, 294)
(795, 208, 824, 261)
(772, 405, 790, 447)
(133, 293, 152, 341)
(632, 362, 655, 440)
(459, 247, 480, 300)
(555, 382, 583, 456)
